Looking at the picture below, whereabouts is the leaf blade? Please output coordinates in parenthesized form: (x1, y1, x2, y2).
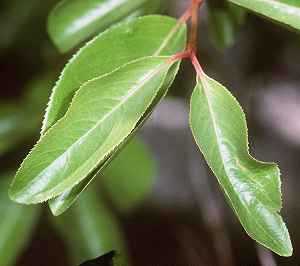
(10, 56, 174, 204)
(48, 60, 181, 215)
(228, 0, 300, 31)
(190, 73, 292, 256)
(48, 0, 149, 52)
(43, 15, 186, 133)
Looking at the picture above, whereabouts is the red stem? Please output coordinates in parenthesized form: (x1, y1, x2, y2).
(167, 0, 204, 77)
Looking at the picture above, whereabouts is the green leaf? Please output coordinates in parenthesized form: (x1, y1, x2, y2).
(48, 0, 151, 52)
(43, 15, 186, 133)
(48, 60, 181, 216)
(0, 176, 39, 266)
(228, 0, 300, 31)
(10, 56, 176, 205)
(102, 137, 156, 212)
(189, 73, 293, 256)
(48, 153, 114, 216)
(52, 186, 128, 265)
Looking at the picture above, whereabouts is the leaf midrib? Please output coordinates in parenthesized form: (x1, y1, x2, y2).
(43, 16, 185, 133)
(198, 77, 286, 252)
(22, 60, 170, 199)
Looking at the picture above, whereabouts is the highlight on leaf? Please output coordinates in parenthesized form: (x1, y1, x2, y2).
(229, 0, 300, 31)
(189, 72, 292, 256)
(48, 61, 181, 216)
(48, 0, 149, 52)
(9, 56, 178, 205)
(43, 15, 186, 133)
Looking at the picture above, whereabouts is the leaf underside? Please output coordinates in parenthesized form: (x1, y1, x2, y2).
(190, 73, 292, 256)
(229, 0, 300, 31)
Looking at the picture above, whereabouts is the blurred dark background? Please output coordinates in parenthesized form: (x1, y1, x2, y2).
(1, 0, 300, 265)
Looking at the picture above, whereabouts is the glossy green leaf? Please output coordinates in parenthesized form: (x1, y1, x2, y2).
(53, 185, 128, 265)
(0, 177, 39, 266)
(48, 60, 181, 216)
(10, 56, 175, 204)
(43, 15, 186, 133)
(48, 152, 115, 216)
(48, 0, 150, 52)
(189, 73, 293, 256)
(228, 0, 300, 31)
(102, 137, 156, 212)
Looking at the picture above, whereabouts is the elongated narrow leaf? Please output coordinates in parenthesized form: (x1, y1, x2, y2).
(102, 137, 156, 212)
(0, 177, 39, 266)
(43, 15, 186, 133)
(48, 0, 150, 52)
(53, 186, 128, 265)
(48, 60, 181, 216)
(190, 73, 292, 256)
(228, 0, 300, 31)
(10, 56, 175, 204)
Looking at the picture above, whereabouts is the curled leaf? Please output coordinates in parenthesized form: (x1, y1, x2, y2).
(229, 0, 300, 31)
(10, 56, 176, 204)
(190, 73, 293, 256)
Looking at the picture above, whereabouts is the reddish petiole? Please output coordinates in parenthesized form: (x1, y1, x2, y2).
(169, 0, 204, 76)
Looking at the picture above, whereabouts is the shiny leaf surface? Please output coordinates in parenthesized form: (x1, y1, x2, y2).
(229, 0, 300, 31)
(43, 15, 186, 133)
(190, 73, 293, 256)
(10, 56, 175, 204)
(48, 0, 149, 52)
(48, 61, 180, 216)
